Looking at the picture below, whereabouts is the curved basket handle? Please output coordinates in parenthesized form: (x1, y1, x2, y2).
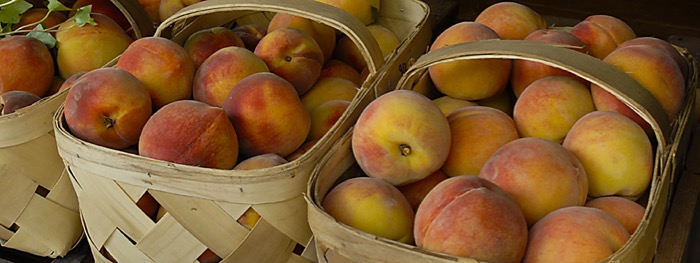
(397, 39, 671, 148)
(154, 0, 384, 75)
(110, 0, 155, 38)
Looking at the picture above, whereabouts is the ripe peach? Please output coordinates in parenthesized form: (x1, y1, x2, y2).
(232, 24, 267, 51)
(197, 249, 221, 263)
(116, 37, 196, 110)
(585, 196, 645, 235)
(511, 28, 590, 97)
(58, 72, 87, 93)
(308, 99, 350, 142)
(56, 13, 133, 79)
(286, 138, 318, 161)
(523, 206, 630, 263)
(332, 35, 366, 73)
(223, 72, 311, 158)
(159, 0, 203, 22)
(397, 169, 448, 211)
(618, 36, 690, 81)
(443, 106, 520, 177)
(591, 44, 685, 135)
(0, 35, 55, 97)
(135, 192, 160, 221)
(367, 24, 401, 58)
(315, 0, 380, 25)
(513, 76, 595, 143)
(254, 27, 324, 95)
(415, 176, 528, 263)
(322, 177, 414, 244)
(193, 46, 269, 108)
(562, 111, 652, 199)
(237, 207, 261, 230)
(0, 91, 41, 115)
(138, 0, 161, 24)
(319, 59, 363, 86)
(479, 137, 588, 226)
(183, 27, 245, 68)
(474, 1, 547, 40)
(139, 100, 239, 169)
(268, 13, 336, 62)
(476, 88, 516, 116)
(352, 90, 451, 186)
(570, 15, 635, 59)
(45, 76, 65, 97)
(13, 8, 67, 34)
(410, 72, 442, 100)
(432, 95, 478, 117)
(428, 21, 511, 100)
(233, 153, 288, 170)
(70, 0, 131, 33)
(64, 67, 152, 150)
(300, 77, 358, 111)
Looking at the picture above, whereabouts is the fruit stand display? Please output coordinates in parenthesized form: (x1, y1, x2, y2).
(306, 2, 698, 262)
(0, 0, 152, 258)
(51, 0, 431, 262)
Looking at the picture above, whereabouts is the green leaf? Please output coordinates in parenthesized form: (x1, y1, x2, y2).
(0, 0, 32, 24)
(47, 0, 71, 12)
(27, 24, 56, 48)
(73, 5, 96, 26)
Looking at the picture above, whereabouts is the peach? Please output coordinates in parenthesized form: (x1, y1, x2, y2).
(618, 36, 690, 81)
(138, 0, 161, 24)
(570, 15, 635, 59)
(523, 206, 630, 263)
(45, 76, 65, 97)
(397, 169, 448, 211)
(193, 46, 269, 108)
(56, 13, 133, 79)
(268, 13, 336, 62)
(432, 95, 478, 116)
(116, 37, 196, 110)
(332, 35, 366, 73)
(585, 196, 645, 235)
(64, 67, 152, 150)
(511, 28, 591, 97)
(70, 0, 131, 33)
(223, 72, 311, 158)
(12, 8, 67, 33)
(319, 59, 363, 86)
(428, 21, 511, 100)
(58, 72, 87, 93)
(254, 27, 324, 95)
(414, 176, 528, 263)
(286, 138, 318, 161)
(410, 72, 442, 100)
(300, 77, 358, 111)
(479, 137, 588, 226)
(232, 24, 267, 51)
(197, 249, 221, 263)
(352, 90, 451, 186)
(474, 1, 547, 40)
(513, 76, 595, 143)
(562, 111, 652, 199)
(0, 91, 41, 115)
(443, 106, 520, 177)
(476, 88, 515, 116)
(183, 27, 245, 68)
(315, 0, 380, 25)
(307, 99, 350, 142)
(237, 207, 261, 230)
(0, 35, 54, 97)
(233, 153, 288, 170)
(159, 0, 203, 22)
(367, 24, 401, 58)
(135, 192, 160, 221)
(322, 176, 414, 244)
(139, 100, 239, 169)
(591, 44, 685, 135)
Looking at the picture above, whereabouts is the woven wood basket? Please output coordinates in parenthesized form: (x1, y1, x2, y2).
(306, 39, 698, 263)
(53, 0, 431, 262)
(0, 0, 152, 258)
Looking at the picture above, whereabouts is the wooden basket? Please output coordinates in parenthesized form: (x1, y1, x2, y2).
(306, 39, 698, 263)
(53, 0, 431, 262)
(0, 0, 153, 258)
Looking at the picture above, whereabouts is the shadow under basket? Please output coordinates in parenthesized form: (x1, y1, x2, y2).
(306, 40, 698, 263)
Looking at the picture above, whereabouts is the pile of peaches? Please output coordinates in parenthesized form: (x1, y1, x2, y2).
(321, 1, 692, 263)
(60, 0, 400, 171)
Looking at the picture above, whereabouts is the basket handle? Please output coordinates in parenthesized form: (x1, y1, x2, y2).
(109, 0, 155, 38)
(397, 39, 672, 148)
(154, 0, 385, 76)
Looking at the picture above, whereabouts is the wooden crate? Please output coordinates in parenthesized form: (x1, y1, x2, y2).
(306, 39, 698, 262)
(53, 0, 432, 262)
